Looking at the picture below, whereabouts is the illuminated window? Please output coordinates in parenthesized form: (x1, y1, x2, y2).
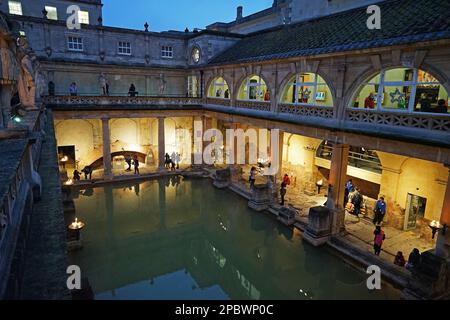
(281, 73, 333, 107)
(118, 41, 131, 55)
(161, 46, 173, 58)
(191, 47, 200, 64)
(238, 76, 269, 102)
(45, 6, 57, 20)
(78, 10, 89, 24)
(352, 68, 449, 114)
(208, 77, 230, 99)
(8, 1, 22, 15)
(67, 36, 83, 51)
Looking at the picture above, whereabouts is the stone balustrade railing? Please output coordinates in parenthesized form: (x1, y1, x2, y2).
(278, 103, 335, 119)
(0, 110, 44, 297)
(205, 97, 231, 107)
(42, 95, 204, 107)
(345, 109, 450, 132)
(43, 95, 450, 134)
(235, 100, 271, 112)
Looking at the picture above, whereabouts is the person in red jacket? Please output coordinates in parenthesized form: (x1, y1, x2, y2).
(282, 174, 291, 186)
(364, 93, 376, 109)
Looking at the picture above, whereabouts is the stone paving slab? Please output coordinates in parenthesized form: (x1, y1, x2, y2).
(20, 110, 71, 300)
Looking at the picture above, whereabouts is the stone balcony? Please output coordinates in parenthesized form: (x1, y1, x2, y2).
(43, 95, 450, 148)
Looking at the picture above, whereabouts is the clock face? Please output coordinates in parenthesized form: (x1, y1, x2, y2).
(192, 47, 200, 63)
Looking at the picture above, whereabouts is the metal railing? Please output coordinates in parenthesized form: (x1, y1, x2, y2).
(316, 144, 382, 174)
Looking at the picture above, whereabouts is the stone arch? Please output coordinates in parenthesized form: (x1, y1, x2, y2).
(235, 73, 272, 102)
(55, 119, 96, 167)
(394, 157, 448, 221)
(206, 75, 232, 99)
(344, 63, 450, 109)
(110, 118, 139, 152)
(278, 71, 336, 106)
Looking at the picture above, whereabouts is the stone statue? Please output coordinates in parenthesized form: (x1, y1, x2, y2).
(16, 37, 38, 109)
(158, 73, 167, 95)
(99, 72, 109, 95)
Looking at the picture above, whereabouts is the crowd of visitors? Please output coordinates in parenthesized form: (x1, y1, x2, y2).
(164, 152, 181, 171)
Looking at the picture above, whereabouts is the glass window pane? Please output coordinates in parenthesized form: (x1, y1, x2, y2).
(78, 11, 89, 24)
(45, 6, 57, 20)
(316, 84, 333, 107)
(352, 84, 378, 108)
(297, 85, 314, 104)
(382, 85, 412, 110)
(298, 73, 315, 84)
(8, 1, 22, 15)
(417, 70, 439, 83)
(384, 68, 414, 83)
(414, 83, 449, 113)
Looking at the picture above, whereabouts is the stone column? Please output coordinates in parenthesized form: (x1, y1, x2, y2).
(436, 167, 450, 258)
(158, 117, 165, 171)
(327, 144, 349, 234)
(192, 116, 203, 166)
(102, 118, 112, 180)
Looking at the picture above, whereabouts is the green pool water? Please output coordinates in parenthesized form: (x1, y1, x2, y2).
(68, 177, 401, 300)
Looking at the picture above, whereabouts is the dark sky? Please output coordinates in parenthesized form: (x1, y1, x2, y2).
(102, 0, 273, 32)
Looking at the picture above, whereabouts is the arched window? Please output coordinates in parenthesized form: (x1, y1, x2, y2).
(207, 77, 230, 99)
(281, 73, 333, 107)
(351, 68, 449, 114)
(238, 75, 269, 101)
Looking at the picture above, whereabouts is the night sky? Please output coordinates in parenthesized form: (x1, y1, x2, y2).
(102, 0, 273, 32)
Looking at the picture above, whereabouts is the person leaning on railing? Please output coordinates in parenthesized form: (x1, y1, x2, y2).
(128, 84, 138, 97)
(434, 99, 448, 114)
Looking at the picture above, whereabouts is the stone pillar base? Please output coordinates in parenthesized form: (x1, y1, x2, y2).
(213, 168, 231, 189)
(248, 184, 271, 212)
(302, 206, 332, 247)
(402, 250, 450, 300)
(277, 206, 296, 226)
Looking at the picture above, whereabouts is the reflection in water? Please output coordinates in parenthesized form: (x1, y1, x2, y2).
(68, 177, 401, 300)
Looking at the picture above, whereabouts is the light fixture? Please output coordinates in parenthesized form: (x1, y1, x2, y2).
(429, 220, 443, 239)
(68, 217, 85, 241)
(316, 179, 324, 194)
(65, 179, 73, 186)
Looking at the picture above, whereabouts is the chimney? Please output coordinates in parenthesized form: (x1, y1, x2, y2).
(236, 6, 243, 21)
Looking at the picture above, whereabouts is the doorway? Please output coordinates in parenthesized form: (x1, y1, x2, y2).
(404, 193, 427, 230)
(57, 145, 76, 171)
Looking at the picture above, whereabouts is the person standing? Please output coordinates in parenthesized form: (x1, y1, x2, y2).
(394, 251, 406, 267)
(280, 182, 287, 206)
(175, 152, 181, 169)
(170, 152, 176, 171)
(283, 174, 291, 186)
(373, 196, 387, 225)
(125, 154, 132, 171)
(349, 187, 363, 216)
(249, 166, 257, 188)
(373, 226, 385, 256)
(69, 82, 78, 96)
(133, 155, 140, 175)
(128, 83, 137, 97)
(73, 170, 81, 181)
(364, 92, 375, 109)
(344, 178, 353, 206)
(406, 248, 422, 271)
(164, 153, 171, 169)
